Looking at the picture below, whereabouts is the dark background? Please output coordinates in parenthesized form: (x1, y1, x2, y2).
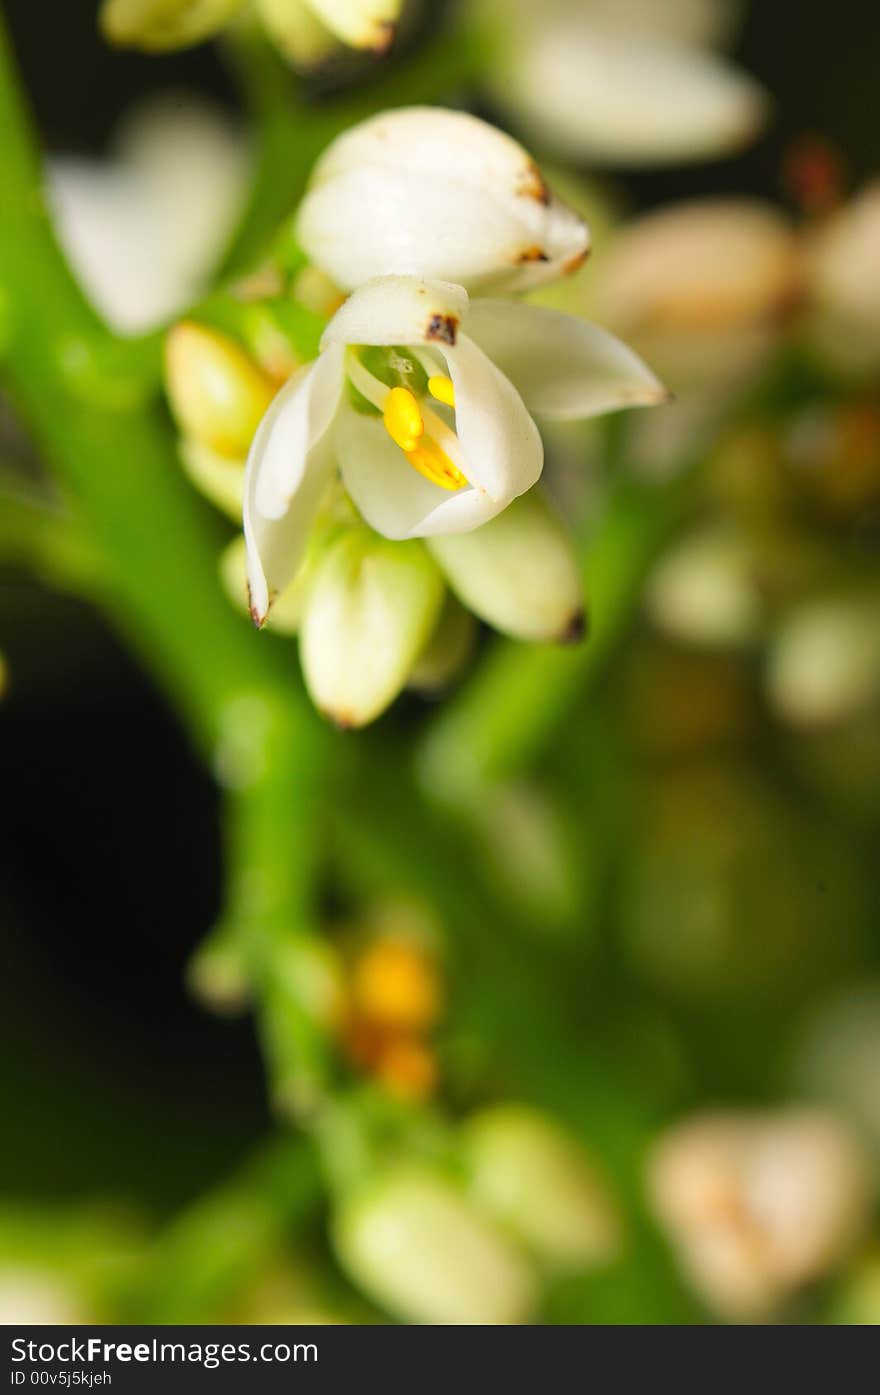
(2, 0, 880, 1220)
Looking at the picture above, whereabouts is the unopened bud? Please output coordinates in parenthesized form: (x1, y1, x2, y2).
(100, 0, 242, 51)
(333, 1166, 539, 1324)
(408, 595, 476, 693)
(428, 490, 584, 643)
(462, 1105, 622, 1273)
(165, 322, 275, 459)
(295, 107, 588, 295)
(299, 528, 444, 727)
(180, 439, 245, 521)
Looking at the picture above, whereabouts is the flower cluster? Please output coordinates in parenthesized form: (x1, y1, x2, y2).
(101, 0, 403, 64)
(165, 108, 665, 724)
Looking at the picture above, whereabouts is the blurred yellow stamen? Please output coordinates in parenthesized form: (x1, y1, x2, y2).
(383, 386, 423, 452)
(428, 374, 456, 407)
(406, 439, 467, 491)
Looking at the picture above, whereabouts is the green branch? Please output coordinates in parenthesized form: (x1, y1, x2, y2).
(0, 15, 331, 1112)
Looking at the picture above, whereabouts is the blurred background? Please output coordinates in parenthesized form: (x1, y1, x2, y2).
(2, 0, 880, 1325)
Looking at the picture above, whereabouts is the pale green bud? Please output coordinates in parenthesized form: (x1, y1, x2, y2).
(408, 594, 476, 693)
(333, 1166, 539, 1325)
(100, 0, 243, 51)
(255, 0, 339, 66)
(299, 529, 444, 727)
(180, 439, 244, 521)
(462, 1106, 622, 1273)
(428, 491, 585, 643)
(164, 322, 275, 458)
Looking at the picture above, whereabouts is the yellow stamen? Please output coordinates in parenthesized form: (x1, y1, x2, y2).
(405, 438, 467, 491)
(383, 386, 424, 453)
(428, 374, 456, 408)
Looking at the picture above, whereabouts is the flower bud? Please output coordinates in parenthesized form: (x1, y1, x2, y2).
(295, 107, 589, 295)
(351, 937, 442, 1033)
(165, 323, 275, 459)
(766, 593, 880, 728)
(648, 1108, 873, 1318)
(408, 595, 476, 693)
(594, 199, 798, 390)
(333, 1166, 539, 1324)
(462, 1106, 622, 1273)
(428, 491, 585, 643)
(299, 528, 444, 727)
(255, 0, 339, 67)
(180, 439, 245, 521)
(806, 183, 880, 377)
(646, 526, 762, 649)
(100, 0, 242, 51)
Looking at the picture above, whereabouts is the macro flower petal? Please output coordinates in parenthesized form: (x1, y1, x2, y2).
(297, 107, 588, 294)
(250, 344, 345, 520)
(465, 299, 666, 420)
(321, 276, 470, 353)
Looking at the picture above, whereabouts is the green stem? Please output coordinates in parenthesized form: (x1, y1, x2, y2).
(0, 17, 331, 1109)
(418, 474, 688, 800)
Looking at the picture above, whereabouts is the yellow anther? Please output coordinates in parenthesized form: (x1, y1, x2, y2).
(428, 374, 456, 408)
(405, 439, 467, 491)
(383, 386, 424, 452)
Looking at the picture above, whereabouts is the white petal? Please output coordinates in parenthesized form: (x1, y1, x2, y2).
(244, 434, 334, 626)
(495, 28, 767, 167)
(428, 491, 585, 642)
(444, 331, 544, 497)
(250, 344, 344, 520)
(465, 300, 666, 420)
(336, 407, 511, 539)
(297, 107, 588, 294)
(321, 276, 469, 352)
(303, 0, 400, 50)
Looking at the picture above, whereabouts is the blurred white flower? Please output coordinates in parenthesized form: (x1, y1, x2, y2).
(333, 1165, 539, 1323)
(0, 1267, 86, 1325)
(478, 0, 767, 167)
(101, 0, 402, 54)
(648, 1108, 873, 1319)
(766, 592, 880, 728)
(805, 182, 880, 377)
(646, 525, 764, 649)
(245, 273, 663, 625)
(295, 106, 590, 295)
(462, 1105, 622, 1273)
(48, 96, 250, 333)
(595, 199, 799, 392)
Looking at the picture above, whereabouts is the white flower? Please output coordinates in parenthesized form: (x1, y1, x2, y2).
(244, 274, 664, 624)
(648, 1108, 872, 1319)
(295, 107, 590, 295)
(101, 0, 401, 53)
(805, 182, 880, 377)
(479, 0, 767, 167)
(48, 95, 249, 333)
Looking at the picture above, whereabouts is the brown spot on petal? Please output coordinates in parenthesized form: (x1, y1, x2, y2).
(559, 610, 589, 645)
(426, 314, 458, 346)
(517, 246, 550, 264)
(518, 160, 551, 205)
(248, 583, 268, 630)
